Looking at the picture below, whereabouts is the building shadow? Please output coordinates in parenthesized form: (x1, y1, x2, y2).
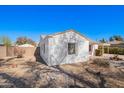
(0, 73, 29, 88)
(34, 47, 47, 65)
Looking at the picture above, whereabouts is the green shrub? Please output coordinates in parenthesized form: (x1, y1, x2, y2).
(108, 47, 124, 55)
(93, 59, 110, 67)
(104, 47, 109, 53)
(118, 48, 124, 55)
(103, 46, 124, 55)
(95, 49, 103, 56)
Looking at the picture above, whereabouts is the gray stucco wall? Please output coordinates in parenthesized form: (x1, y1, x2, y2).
(40, 31, 89, 66)
(40, 37, 49, 63)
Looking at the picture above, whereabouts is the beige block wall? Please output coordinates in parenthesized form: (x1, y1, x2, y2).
(7, 46, 15, 56)
(0, 46, 39, 59)
(0, 46, 6, 58)
(23, 47, 37, 57)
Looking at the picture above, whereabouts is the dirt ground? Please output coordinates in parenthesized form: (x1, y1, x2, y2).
(0, 57, 124, 88)
(92, 54, 124, 60)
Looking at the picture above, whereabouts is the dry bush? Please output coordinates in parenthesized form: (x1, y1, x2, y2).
(93, 59, 110, 67)
(110, 55, 123, 61)
(14, 47, 25, 58)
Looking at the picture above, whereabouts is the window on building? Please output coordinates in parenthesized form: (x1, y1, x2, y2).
(44, 43, 45, 53)
(68, 43, 76, 54)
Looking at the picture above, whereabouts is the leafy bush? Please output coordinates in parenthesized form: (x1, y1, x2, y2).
(103, 46, 124, 55)
(95, 49, 103, 56)
(109, 47, 118, 54)
(16, 37, 36, 46)
(106, 47, 124, 55)
(104, 47, 109, 53)
(93, 59, 110, 67)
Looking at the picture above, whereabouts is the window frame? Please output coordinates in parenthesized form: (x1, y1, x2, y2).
(68, 43, 76, 55)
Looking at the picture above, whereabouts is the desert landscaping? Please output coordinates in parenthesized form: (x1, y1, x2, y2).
(1, 5, 124, 89)
(0, 31, 124, 88)
(0, 53, 124, 88)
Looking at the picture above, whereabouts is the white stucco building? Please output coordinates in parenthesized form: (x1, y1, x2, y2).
(40, 30, 96, 66)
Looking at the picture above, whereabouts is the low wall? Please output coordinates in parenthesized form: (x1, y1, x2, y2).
(0, 46, 6, 58)
(0, 46, 40, 59)
(16, 47, 39, 57)
(7, 46, 15, 56)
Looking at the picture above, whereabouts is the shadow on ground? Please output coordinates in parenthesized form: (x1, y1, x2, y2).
(34, 47, 47, 65)
(0, 73, 29, 88)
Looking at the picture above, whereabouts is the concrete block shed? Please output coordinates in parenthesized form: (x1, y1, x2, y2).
(39, 30, 93, 66)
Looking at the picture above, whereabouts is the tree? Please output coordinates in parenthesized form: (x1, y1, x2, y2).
(113, 35, 123, 41)
(109, 35, 124, 41)
(0, 36, 12, 47)
(0, 36, 12, 56)
(109, 37, 114, 41)
(99, 38, 106, 43)
(16, 37, 36, 46)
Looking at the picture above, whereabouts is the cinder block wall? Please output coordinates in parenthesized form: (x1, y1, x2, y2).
(7, 46, 15, 56)
(0, 46, 6, 58)
(21, 47, 37, 57)
(0, 46, 40, 59)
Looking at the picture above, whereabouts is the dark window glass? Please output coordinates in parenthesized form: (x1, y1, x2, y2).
(44, 43, 45, 53)
(68, 43, 76, 54)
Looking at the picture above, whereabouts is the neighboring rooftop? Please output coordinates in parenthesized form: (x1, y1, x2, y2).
(109, 41, 124, 45)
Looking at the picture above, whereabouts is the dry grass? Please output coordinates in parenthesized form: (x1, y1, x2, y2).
(93, 58, 110, 67)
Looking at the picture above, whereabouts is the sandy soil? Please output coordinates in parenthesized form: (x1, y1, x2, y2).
(0, 57, 124, 88)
